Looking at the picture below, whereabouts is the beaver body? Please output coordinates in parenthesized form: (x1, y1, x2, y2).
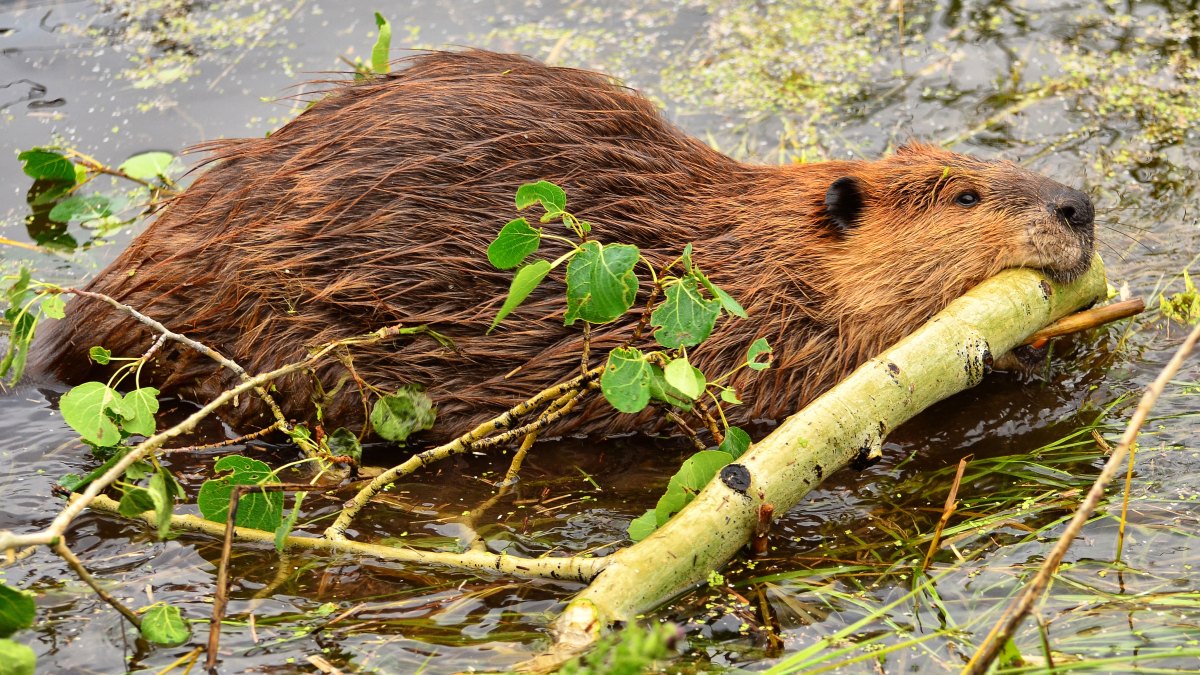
(32, 50, 1095, 441)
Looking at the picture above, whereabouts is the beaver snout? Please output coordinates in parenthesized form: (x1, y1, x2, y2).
(1049, 187, 1095, 233)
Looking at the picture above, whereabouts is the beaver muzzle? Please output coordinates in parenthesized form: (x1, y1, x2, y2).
(1050, 187, 1095, 234)
(1040, 186, 1096, 282)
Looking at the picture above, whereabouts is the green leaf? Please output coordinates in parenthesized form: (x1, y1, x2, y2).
(123, 460, 152, 481)
(5, 309, 34, 344)
(719, 387, 742, 405)
(369, 384, 437, 442)
(651, 275, 721, 349)
(57, 449, 127, 495)
(0, 280, 37, 382)
(564, 241, 639, 325)
(663, 356, 705, 401)
(600, 347, 651, 413)
(487, 218, 542, 270)
(118, 387, 160, 437)
(117, 487, 156, 518)
(326, 427, 362, 464)
(9, 267, 31, 295)
(5, 267, 31, 304)
(698, 272, 748, 319)
(140, 603, 190, 646)
(515, 180, 566, 216)
(88, 346, 111, 365)
(17, 149, 76, 183)
(287, 423, 313, 446)
(197, 456, 283, 531)
(627, 509, 659, 542)
(115, 384, 158, 437)
(275, 492, 305, 551)
(148, 468, 180, 539)
(371, 12, 392, 74)
(40, 295, 65, 320)
(0, 639, 35, 675)
(653, 450, 732, 526)
(117, 151, 174, 182)
(747, 337, 773, 371)
(0, 583, 36, 638)
(719, 427, 751, 459)
(49, 195, 112, 224)
(671, 450, 733, 497)
(652, 480, 689, 528)
(489, 259, 551, 331)
(59, 381, 124, 446)
(999, 637, 1023, 668)
(648, 363, 693, 410)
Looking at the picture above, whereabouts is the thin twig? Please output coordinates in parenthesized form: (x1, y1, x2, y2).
(64, 149, 159, 190)
(665, 410, 706, 452)
(461, 430, 540, 551)
(963, 320, 1200, 674)
(324, 367, 602, 540)
(580, 322, 591, 376)
(162, 424, 283, 454)
(54, 540, 143, 630)
(207, 487, 243, 670)
(62, 287, 290, 432)
(922, 455, 971, 572)
(1023, 298, 1145, 349)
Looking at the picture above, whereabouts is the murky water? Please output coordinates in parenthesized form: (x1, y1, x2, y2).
(2, 1, 1199, 672)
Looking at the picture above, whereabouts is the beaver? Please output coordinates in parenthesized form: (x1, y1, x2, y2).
(30, 50, 1095, 442)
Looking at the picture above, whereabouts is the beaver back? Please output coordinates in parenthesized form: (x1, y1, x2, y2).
(31, 50, 1094, 441)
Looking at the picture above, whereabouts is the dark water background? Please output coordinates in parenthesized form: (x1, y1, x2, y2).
(2, 1, 1199, 672)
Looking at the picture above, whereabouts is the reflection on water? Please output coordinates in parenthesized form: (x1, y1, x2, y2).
(2, 1, 1198, 672)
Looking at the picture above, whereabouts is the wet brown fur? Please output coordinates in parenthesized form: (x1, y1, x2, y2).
(31, 50, 1095, 441)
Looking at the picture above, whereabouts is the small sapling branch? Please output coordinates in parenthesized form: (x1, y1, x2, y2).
(325, 367, 602, 540)
(63, 148, 164, 192)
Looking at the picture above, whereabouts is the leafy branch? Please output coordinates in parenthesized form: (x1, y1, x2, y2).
(486, 181, 774, 539)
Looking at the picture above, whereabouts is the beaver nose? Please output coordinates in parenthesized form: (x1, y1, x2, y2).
(1051, 188, 1094, 232)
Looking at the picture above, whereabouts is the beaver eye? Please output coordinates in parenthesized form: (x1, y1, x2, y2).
(955, 191, 980, 207)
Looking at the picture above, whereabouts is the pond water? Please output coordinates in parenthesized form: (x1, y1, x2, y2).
(2, 0, 1199, 672)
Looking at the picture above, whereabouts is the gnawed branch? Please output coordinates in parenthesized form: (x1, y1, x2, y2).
(526, 256, 1109, 671)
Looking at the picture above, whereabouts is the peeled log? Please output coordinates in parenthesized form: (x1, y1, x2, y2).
(540, 255, 1108, 665)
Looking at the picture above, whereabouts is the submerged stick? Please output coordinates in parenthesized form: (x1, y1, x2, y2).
(85, 494, 606, 582)
(529, 256, 1109, 670)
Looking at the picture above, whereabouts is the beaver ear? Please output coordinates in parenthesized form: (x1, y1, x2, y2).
(824, 176, 864, 233)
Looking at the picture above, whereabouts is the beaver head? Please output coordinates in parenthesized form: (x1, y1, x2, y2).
(732, 142, 1099, 369)
(822, 143, 1094, 283)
